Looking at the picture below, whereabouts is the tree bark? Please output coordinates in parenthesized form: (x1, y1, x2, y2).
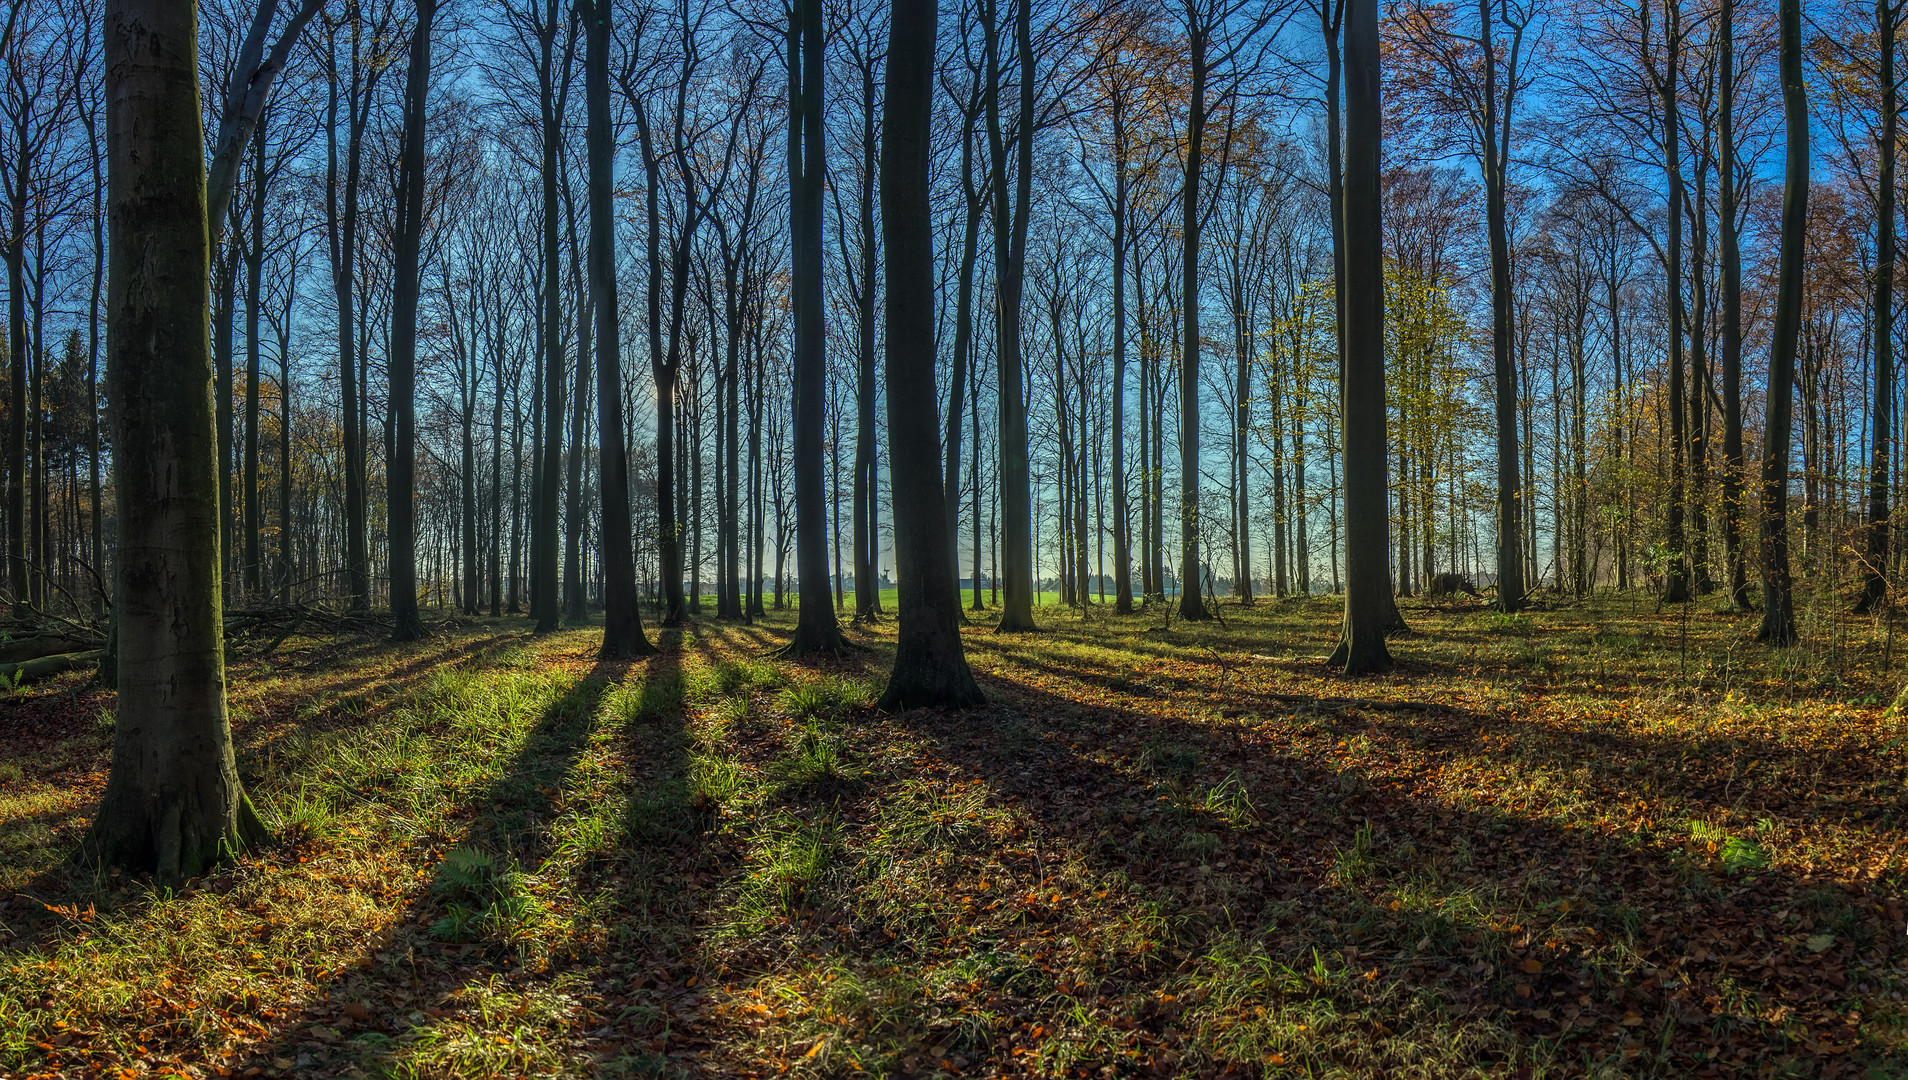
(780, 0, 850, 656)
(1858, 0, 1896, 614)
(585, 0, 654, 657)
(1659, 0, 1691, 603)
(988, 0, 1038, 632)
(243, 123, 267, 599)
(1480, 0, 1524, 613)
(85, 0, 267, 882)
(1719, 0, 1748, 609)
(386, 0, 436, 643)
(879, 0, 984, 710)
(532, 0, 567, 634)
(1328, 0, 1394, 674)
(1178, 7, 1212, 620)
(1757, 0, 1804, 645)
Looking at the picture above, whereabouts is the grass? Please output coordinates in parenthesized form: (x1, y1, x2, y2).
(1, 591, 1906, 1077)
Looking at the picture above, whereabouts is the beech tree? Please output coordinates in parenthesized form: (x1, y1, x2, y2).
(878, 0, 984, 710)
(85, 0, 267, 880)
(1757, 0, 1803, 645)
(1330, 0, 1393, 673)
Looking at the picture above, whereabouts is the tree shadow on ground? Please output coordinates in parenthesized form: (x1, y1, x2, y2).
(200, 653, 618, 1074)
(891, 673, 1904, 1076)
(206, 626, 733, 1079)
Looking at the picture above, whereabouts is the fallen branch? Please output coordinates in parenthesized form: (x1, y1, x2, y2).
(0, 650, 102, 686)
(0, 634, 105, 666)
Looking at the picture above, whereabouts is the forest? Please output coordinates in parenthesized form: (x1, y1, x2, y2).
(2, 0, 1907, 1072)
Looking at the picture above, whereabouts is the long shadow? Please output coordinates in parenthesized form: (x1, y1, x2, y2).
(583, 628, 726, 1071)
(214, 653, 619, 1077)
(243, 632, 526, 728)
(895, 674, 1906, 1075)
(967, 638, 1906, 830)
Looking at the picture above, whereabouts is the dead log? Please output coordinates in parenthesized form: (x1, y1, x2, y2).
(0, 650, 103, 686)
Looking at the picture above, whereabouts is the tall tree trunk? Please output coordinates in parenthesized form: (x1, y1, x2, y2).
(1178, 8, 1211, 620)
(586, 0, 654, 656)
(1660, 0, 1691, 603)
(1688, 160, 1713, 595)
(1328, 0, 1395, 673)
(989, 0, 1038, 632)
(853, 56, 880, 622)
(564, 185, 591, 623)
(1482, 0, 1524, 612)
(880, 0, 983, 708)
(387, 0, 436, 642)
(637, 109, 685, 626)
(1859, 0, 1896, 614)
(780, 0, 849, 655)
(277, 280, 295, 603)
(533, 0, 566, 633)
(213, 237, 237, 601)
(1758, 0, 1805, 645)
(1110, 95, 1134, 614)
(1720, 0, 1747, 608)
(325, 25, 371, 612)
(86, 0, 267, 880)
(243, 128, 267, 600)
(944, 106, 983, 602)
(6, 128, 27, 616)
(85, 103, 105, 615)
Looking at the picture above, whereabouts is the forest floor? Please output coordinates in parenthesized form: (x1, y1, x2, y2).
(2, 590, 1907, 1079)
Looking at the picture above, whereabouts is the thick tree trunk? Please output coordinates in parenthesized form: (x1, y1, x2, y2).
(586, 0, 654, 657)
(879, 0, 983, 709)
(85, 0, 267, 882)
(1758, 0, 1805, 645)
(1481, 0, 1523, 613)
(1328, 0, 1394, 674)
(386, 0, 436, 643)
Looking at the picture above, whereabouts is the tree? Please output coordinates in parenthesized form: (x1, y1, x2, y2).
(204, 0, 324, 232)
(322, 1, 396, 614)
(586, 0, 654, 658)
(1174, 0, 1265, 619)
(878, 0, 984, 710)
(528, 0, 572, 633)
(1719, 0, 1749, 609)
(84, 0, 267, 881)
(386, 0, 437, 642)
(986, 0, 1038, 632)
(780, 0, 851, 656)
(1757, 0, 1803, 645)
(1852, 0, 1901, 613)
(1328, 0, 1393, 674)
(1394, 0, 1539, 612)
